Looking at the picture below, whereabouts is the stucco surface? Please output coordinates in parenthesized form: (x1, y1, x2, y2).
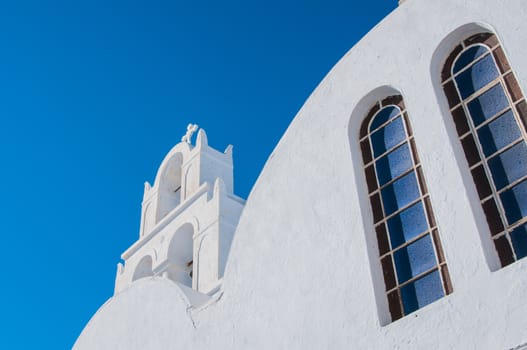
(74, 0, 527, 348)
(75, 278, 196, 349)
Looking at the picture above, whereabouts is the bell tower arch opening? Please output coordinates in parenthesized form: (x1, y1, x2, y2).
(132, 255, 153, 282)
(167, 223, 195, 288)
(156, 153, 183, 222)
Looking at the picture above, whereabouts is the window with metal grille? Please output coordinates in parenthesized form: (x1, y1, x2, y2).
(442, 32, 527, 266)
(359, 96, 452, 321)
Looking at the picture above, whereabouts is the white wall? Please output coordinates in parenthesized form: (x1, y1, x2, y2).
(74, 0, 527, 348)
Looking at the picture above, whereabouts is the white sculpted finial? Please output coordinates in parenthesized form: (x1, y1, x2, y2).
(181, 123, 199, 144)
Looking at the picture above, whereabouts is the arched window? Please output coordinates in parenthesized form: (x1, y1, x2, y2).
(442, 32, 527, 266)
(360, 96, 452, 321)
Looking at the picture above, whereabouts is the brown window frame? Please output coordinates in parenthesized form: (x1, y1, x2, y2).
(360, 95, 452, 322)
(441, 32, 527, 266)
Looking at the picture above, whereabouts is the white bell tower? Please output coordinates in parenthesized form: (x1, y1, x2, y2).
(114, 127, 245, 304)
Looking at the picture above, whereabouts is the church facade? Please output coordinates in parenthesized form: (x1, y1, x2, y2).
(74, 0, 527, 348)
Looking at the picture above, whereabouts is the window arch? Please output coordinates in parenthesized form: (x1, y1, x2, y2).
(360, 95, 452, 321)
(442, 32, 527, 266)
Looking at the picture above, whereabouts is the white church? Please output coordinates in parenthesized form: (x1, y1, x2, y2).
(74, 0, 527, 348)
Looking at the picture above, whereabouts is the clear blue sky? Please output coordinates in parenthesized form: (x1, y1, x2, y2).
(0, 1, 395, 348)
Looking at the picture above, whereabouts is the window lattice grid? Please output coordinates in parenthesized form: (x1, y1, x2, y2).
(360, 97, 452, 321)
(442, 32, 527, 266)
